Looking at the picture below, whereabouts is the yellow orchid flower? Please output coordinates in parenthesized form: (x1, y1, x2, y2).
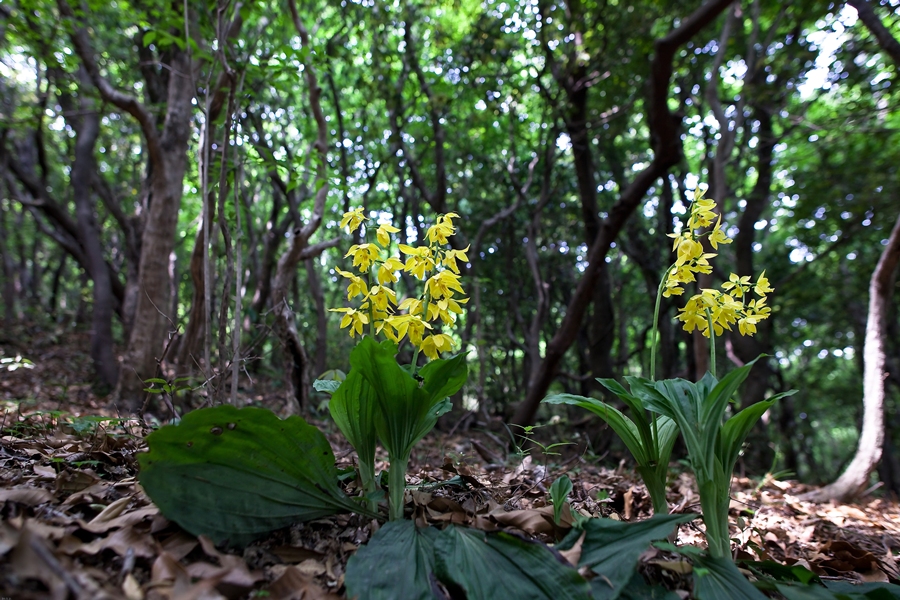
(376, 223, 401, 247)
(345, 243, 381, 272)
(340, 207, 367, 233)
(335, 267, 368, 300)
(426, 270, 465, 300)
(329, 307, 369, 337)
(419, 333, 455, 360)
(754, 271, 773, 296)
(377, 257, 404, 285)
(443, 245, 470, 274)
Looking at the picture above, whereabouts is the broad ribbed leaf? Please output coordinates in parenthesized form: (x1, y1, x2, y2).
(434, 526, 591, 600)
(351, 336, 425, 459)
(345, 520, 440, 600)
(556, 514, 696, 600)
(636, 378, 707, 476)
(597, 378, 656, 451)
(138, 405, 368, 547)
(328, 368, 378, 479)
(352, 337, 466, 460)
(419, 352, 468, 405)
(692, 554, 768, 600)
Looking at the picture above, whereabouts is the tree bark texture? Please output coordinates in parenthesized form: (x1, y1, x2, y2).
(71, 68, 119, 389)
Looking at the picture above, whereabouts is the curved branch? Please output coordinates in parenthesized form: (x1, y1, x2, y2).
(57, 1, 164, 172)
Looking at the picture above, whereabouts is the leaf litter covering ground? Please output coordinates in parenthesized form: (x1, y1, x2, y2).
(1, 327, 899, 599)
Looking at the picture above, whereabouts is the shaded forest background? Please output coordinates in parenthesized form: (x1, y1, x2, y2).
(1, 0, 899, 494)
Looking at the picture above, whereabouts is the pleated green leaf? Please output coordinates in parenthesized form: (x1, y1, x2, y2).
(138, 405, 370, 547)
(692, 554, 768, 600)
(344, 520, 441, 600)
(556, 514, 697, 600)
(433, 526, 591, 600)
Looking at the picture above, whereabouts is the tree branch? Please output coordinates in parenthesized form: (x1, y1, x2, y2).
(56, 0, 164, 172)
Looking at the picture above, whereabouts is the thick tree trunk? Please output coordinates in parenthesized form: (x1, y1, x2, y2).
(803, 211, 900, 501)
(114, 50, 197, 412)
(71, 69, 119, 389)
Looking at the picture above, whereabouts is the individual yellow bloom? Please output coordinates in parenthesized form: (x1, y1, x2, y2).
(376, 223, 401, 247)
(340, 207, 367, 233)
(675, 237, 704, 266)
(377, 256, 404, 285)
(366, 285, 397, 312)
(384, 313, 431, 346)
(748, 297, 771, 318)
(662, 282, 684, 298)
(677, 304, 707, 334)
(709, 217, 732, 250)
(690, 253, 717, 275)
(443, 245, 470, 274)
(329, 307, 369, 337)
(754, 271, 773, 296)
(419, 333, 455, 360)
(399, 244, 435, 279)
(722, 273, 752, 297)
(426, 213, 459, 245)
(433, 297, 468, 325)
(397, 297, 423, 316)
(335, 267, 368, 300)
(738, 314, 762, 336)
(345, 243, 381, 272)
(426, 270, 466, 300)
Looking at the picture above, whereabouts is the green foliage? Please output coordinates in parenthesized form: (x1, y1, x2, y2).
(344, 520, 592, 600)
(325, 367, 380, 510)
(544, 385, 679, 515)
(549, 475, 574, 526)
(557, 514, 696, 600)
(691, 554, 768, 600)
(626, 363, 796, 558)
(138, 405, 374, 546)
(348, 335, 466, 520)
(344, 521, 439, 600)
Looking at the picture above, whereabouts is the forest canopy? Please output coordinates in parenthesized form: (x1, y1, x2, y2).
(1, 0, 899, 495)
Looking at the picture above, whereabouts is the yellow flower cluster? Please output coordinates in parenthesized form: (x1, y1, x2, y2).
(664, 188, 773, 338)
(330, 209, 469, 360)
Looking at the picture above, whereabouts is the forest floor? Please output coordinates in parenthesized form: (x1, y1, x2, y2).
(1, 323, 899, 599)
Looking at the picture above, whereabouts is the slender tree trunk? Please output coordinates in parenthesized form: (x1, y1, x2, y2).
(803, 211, 900, 501)
(71, 68, 119, 389)
(0, 181, 17, 325)
(305, 258, 328, 378)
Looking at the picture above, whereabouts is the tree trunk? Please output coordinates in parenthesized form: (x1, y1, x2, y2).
(804, 210, 900, 501)
(113, 49, 197, 412)
(71, 68, 119, 389)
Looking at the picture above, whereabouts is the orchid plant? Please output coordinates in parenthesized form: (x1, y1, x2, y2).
(318, 209, 469, 520)
(545, 186, 795, 559)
